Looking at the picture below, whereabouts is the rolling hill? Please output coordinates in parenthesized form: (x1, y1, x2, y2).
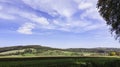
(0, 45, 120, 57)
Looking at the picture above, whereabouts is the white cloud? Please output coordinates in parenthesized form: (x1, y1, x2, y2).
(0, 4, 50, 25)
(22, 0, 77, 18)
(84, 24, 105, 31)
(0, 6, 2, 10)
(80, 8, 103, 21)
(15, 11, 50, 25)
(68, 20, 91, 27)
(0, 12, 15, 20)
(1, 0, 106, 34)
(17, 23, 35, 34)
(78, 2, 93, 10)
(32, 17, 49, 25)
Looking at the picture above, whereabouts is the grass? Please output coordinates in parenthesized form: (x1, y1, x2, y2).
(0, 57, 120, 67)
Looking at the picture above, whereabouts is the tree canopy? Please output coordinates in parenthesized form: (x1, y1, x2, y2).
(97, 0, 120, 40)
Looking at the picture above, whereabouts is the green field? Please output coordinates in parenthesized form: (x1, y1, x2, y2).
(0, 57, 120, 67)
(0, 45, 120, 67)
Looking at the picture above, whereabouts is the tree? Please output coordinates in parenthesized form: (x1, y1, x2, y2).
(24, 48, 33, 54)
(97, 0, 120, 40)
(109, 51, 116, 56)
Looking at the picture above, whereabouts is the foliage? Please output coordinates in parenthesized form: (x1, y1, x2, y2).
(97, 0, 120, 40)
(109, 51, 117, 56)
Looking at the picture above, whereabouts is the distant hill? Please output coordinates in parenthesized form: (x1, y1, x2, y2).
(0, 45, 81, 56)
(0, 45, 59, 53)
(0, 45, 120, 57)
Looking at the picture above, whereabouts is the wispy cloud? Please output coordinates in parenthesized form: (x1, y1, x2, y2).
(0, 0, 106, 34)
(0, 5, 2, 10)
(22, 0, 77, 17)
(0, 13, 15, 20)
(78, 2, 93, 10)
(0, 0, 119, 48)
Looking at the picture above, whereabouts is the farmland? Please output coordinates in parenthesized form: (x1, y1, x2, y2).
(1, 45, 120, 67)
(0, 57, 120, 67)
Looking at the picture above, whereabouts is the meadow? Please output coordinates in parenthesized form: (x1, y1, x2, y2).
(0, 57, 120, 67)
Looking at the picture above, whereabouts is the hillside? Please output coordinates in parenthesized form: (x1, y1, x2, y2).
(0, 45, 82, 57)
(0, 45, 120, 57)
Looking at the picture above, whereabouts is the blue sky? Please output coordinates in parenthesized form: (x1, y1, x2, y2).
(0, 0, 120, 48)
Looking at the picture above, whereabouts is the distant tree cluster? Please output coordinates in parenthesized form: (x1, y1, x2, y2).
(109, 51, 120, 56)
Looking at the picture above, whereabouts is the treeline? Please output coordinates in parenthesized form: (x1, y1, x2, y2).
(66, 48, 120, 53)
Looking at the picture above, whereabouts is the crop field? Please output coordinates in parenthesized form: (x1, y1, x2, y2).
(0, 57, 120, 67)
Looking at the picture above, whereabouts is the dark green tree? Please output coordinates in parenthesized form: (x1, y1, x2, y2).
(97, 0, 120, 40)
